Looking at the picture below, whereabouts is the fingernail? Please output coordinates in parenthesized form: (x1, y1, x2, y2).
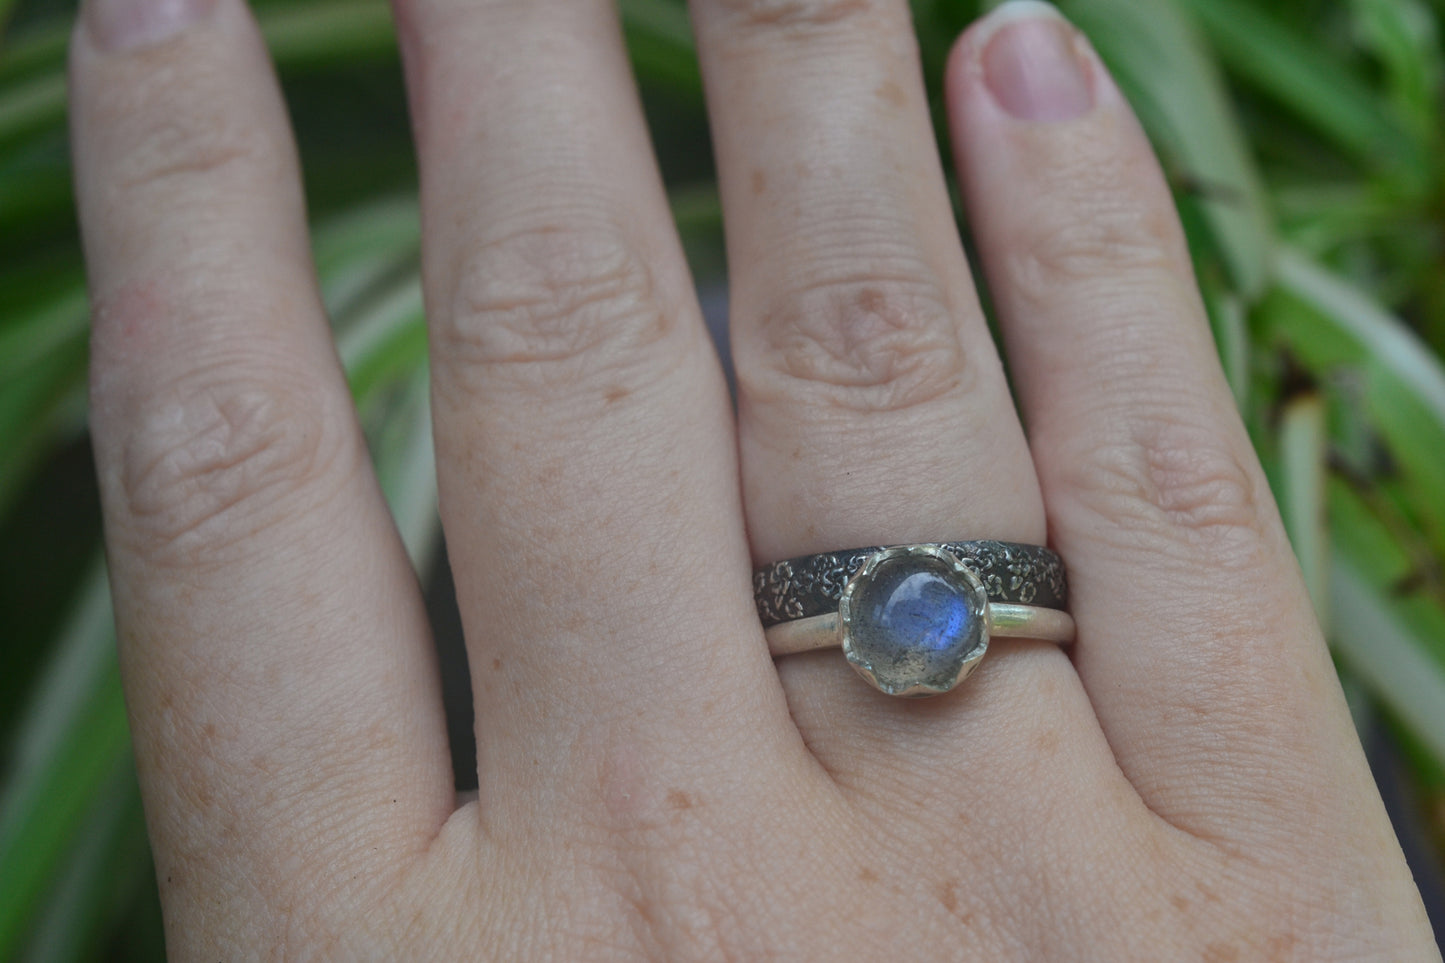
(86, 0, 216, 52)
(977, 1, 1094, 122)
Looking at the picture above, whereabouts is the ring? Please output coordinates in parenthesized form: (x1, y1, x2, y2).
(754, 541, 1074, 697)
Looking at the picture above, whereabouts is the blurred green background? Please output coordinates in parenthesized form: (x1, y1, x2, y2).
(2, 0, 1444, 957)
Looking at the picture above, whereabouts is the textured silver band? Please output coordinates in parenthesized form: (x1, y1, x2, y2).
(753, 540, 1067, 628)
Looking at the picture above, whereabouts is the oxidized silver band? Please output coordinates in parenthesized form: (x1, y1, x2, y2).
(754, 539, 1067, 626)
(754, 542, 1073, 697)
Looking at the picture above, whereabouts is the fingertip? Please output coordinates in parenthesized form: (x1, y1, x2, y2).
(80, 0, 217, 55)
(947, 1, 1070, 80)
(947, 1, 1102, 127)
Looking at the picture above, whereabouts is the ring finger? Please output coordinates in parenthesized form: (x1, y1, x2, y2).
(691, 0, 1101, 784)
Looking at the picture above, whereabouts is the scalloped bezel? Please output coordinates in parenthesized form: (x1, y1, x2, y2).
(838, 544, 990, 697)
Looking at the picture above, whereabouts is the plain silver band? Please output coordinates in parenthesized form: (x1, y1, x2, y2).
(764, 604, 1077, 658)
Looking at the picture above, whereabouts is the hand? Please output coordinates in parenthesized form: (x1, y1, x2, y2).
(71, 0, 1437, 958)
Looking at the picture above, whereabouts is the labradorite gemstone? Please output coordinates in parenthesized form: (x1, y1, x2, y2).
(844, 553, 986, 695)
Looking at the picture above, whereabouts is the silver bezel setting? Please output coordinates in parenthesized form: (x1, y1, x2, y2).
(838, 544, 991, 697)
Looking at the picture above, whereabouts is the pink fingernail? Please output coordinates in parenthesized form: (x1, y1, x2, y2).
(86, 0, 216, 52)
(978, 1, 1094, 122)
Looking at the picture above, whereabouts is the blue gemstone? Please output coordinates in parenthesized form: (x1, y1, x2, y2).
(844, 552, 986, 695)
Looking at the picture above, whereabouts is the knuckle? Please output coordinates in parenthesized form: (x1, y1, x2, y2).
(1057, 411, 1271, 565)
(118, 117, 262, 191)
(102, 60, 279, 193)
(113, 356, 356, 566)
(1001, 147, 1186, 307)
(744, 273, 971, 413)
(436, 223, 680, 399)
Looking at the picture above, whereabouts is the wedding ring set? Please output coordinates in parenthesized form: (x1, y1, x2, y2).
(754, 540, 1073, 697)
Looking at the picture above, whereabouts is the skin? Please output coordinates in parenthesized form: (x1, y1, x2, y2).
(68, 0, 1439, 959)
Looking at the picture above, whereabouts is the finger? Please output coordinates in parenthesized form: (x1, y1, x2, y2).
(72, 0, 452, 942)
(394, 0, 797, 818)
(694, 0, 1043, 557)
(945, 3, 1375, 843)
(689, 0, 1111, 784)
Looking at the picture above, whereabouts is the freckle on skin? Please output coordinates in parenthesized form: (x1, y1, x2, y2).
(666, 789, 692, 810)
(858, 287, 886, 315)
(751, 169, 767, 195)
(604, 386, 629, 403)
(938, 879, 959, 913)
(1265, 934, 1299, 956)
(367, 724, 398, 750)
(859, 867, 879, 883)
(876, 80, 905, 108)
(1203, 942, 1240, 963)
(492, 657, 502, 671)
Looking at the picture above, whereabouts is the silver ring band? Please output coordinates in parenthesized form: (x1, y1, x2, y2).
(764, 604, 1077, 656)
(753, 543, 1073, 697)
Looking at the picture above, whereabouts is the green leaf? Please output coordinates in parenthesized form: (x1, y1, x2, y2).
(0, 281, 89, 515)
(0, 70, 62, 158)
(1270, 247, 1445, 556)
(363, 370, 438, 572)
(1273, 180, 1414, 256)
(338, 272, 428, 402)
(260, 0, 398, 70)
(0, 0, 22, 40)
(1062, 0, 1274, 300)
(0, 24, 67, 85)
(314, 197, 435, 568)
(0, 563, 128, 959)
(1200, 278, 1251, 407)
(1279, 393, 1331, 627)
(0, 284, 86, 384)
(312, 195, 421, 284)
(0, 321, 87, 518)
(1349, 0, 1443, 151)
(621, 0, 703, 102)
(1178, 0, 1425, 185)
(1329, 483, 1445, 769)
(17, 764, 149, 963)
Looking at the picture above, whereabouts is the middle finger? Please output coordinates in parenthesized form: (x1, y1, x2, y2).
(395, 0, 794, 822)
